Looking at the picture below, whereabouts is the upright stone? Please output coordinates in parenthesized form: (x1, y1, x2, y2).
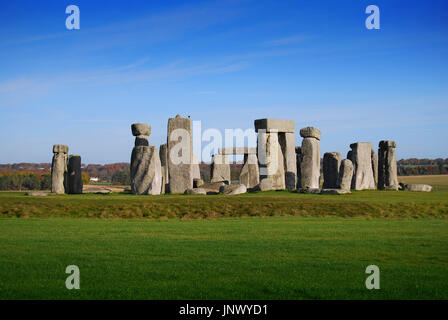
(211, 154, 230, 184)
(371, 147, 378, 188)
(167, 115, 193, 193)
(258, 131, 285, 190)
(323, 152, 341, 189)
(350, 142, 376, 190)
(51, 144, 68, 194)
(295, 146, 302, 189)
(239, 153, 259, 189)
(192, 154, 201, 180)
(279, 132, 297, 189)
(378, 140, 398, 190)
(337, 159, 354, 191)
(67, 155, 83, 194)
(300, 127, 321, 189)
(159, 143, 168, 194)
(130, 123, 161, 195)
(130, 146, 162, 195)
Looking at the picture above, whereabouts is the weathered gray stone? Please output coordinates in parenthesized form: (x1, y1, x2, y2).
(131, 123, 151, 137)
(320, 188, 350, 195)
(258, 131, 285, 190)
(239, 153, 259, 189)
(159, 143, 168, 194)
(135, 135, 149, 146)
(53, 144, 68, 154)
(323, 152, 341, 189)
(130, 146, 162, 195)
(167, 115, 193, 193)
(185, 188, 207, 195)
(67, 155, 83, 194)
(299, 127, 321, 140)
(51, 144, 68, 194)
(300, 135, 320, 189)
(201, 181, 226, 194)
(257, 178, 274, 191)
(378, 140, 398, 190)
(219, 184, 247, 195)
(219, 147, 257, 155)
(349, 142, 376, 190)
(371, 148, 378, 188)
(193, 178, 204, 188)
(26, 191, 48, 196)
(211, 154, 230, 184)
(296, 146, 302, 189)
(254, 118, 295, 133)
(337, 159, 354, 191)
(404, 184, 432, 192)
(279, 132, 297, 189)
(192, 154, 201, 180)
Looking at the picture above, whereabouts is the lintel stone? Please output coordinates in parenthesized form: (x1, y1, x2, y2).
(254, 119, 295, 133)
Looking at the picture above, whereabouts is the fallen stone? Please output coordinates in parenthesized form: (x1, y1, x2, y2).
(298, 187, 321, 194)
(83, 188, 112, 194)
(26, 191, 48, 196)
(320, 188, 350, 195)
(193, 178, 204, 188)
(219, 184, 247, 195)
(184, 188, 207, 195)
(323, 152, 341, 189)
(201, 181, 226, 194)
(131, 123, 151, 136)
(403, 184, 432, 192)
(299, 127, 321, 140)
(254, 118, 295, 133)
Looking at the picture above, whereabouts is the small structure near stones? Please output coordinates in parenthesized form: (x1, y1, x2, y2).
(378, 140, 399, 190)
(349, 142, 376, 190)
(254, 119, 296, 190)
(299, 127, 321, 189)
(67, 155, 83, 194)
(218, 147, 259, 189)
(130, 123, 162, 195)
(51, 144, 69, 194)
(210, 154, 230, 184)
(322, 152, 341, 189)
(167, 115, 193, 193)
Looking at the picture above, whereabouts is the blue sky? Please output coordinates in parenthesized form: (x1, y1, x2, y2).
(0, 0, 447, 164)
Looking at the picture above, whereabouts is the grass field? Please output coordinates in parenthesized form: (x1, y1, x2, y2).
(0, 175, 447, 299)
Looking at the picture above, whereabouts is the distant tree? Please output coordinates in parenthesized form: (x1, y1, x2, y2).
(81, 172, 90, 185)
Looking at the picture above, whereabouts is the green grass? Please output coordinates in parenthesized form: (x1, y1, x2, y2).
(0, 217, 447, 299)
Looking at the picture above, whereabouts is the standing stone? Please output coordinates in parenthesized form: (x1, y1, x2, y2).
(323, 152, 341, 189)
(159, 143, 168, 194)
(51, 144, 68, 194)
(67, 155, 83, 194)
(300, 127, 321, 189)
(211, 154, 230, 184)
(255, 118, 295, 190)
(337, 159, 354, 191)
(130, 146, 162, 195)
(167, 115, 193, 193)
(192, 154, 201, 180)
(350, 142, 376, 190)
(279, 132, 297, 189)
(130, 123, 161, 195)
(239, 153, 259, 189)
(371, 148, 378, 188)
(378, 140, 398, 190)
(258, 131, 285, 190)
(296, 146, 302, 189)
